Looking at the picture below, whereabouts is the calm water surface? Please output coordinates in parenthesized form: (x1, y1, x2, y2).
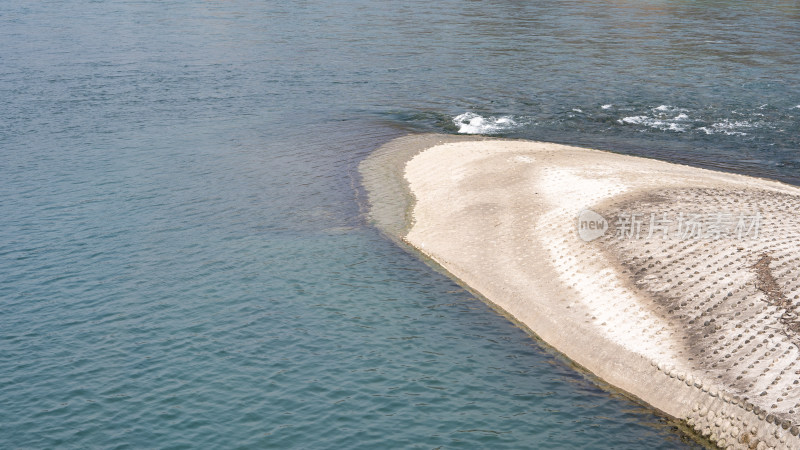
(2, 0, 799, 448)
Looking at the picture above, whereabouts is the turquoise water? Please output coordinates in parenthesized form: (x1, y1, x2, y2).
(2, 0, 798, 448)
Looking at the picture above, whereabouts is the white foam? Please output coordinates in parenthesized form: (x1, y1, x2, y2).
(653, 105, 688, 113)
(619, 115, 650, 125)
(618, 115, 688, 132)
(572, 108, 583, 113)
(667, 123, 687, 132)
(698, 119, 754, 136)
(601, 104, 612, 109)
(618, 105, 698, 132)
(453, 112, 519, 134)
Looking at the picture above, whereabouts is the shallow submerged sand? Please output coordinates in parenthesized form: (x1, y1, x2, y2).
(361, 134, 800, 449)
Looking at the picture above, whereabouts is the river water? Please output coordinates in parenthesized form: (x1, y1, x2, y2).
(2, 0, 798, 448)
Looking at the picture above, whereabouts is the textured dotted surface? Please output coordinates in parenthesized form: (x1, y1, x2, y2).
(592, 189, 800, 448)
(382, 138, 800, 449)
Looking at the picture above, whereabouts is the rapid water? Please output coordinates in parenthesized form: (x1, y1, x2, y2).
(2, 0, 798, 448)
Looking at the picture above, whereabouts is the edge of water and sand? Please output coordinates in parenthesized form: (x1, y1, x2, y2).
(360, 134, 800, 450)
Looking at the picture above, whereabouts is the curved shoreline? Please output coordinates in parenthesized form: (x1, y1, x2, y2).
(360, 134, 800, 450)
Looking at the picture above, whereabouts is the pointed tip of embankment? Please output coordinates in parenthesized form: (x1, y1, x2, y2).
(360, 134, 800, 449)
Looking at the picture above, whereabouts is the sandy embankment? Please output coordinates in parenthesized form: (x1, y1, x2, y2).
(360, 134, 800, 450)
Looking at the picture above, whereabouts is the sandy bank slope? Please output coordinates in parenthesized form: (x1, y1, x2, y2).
(360, 134, 800, 449)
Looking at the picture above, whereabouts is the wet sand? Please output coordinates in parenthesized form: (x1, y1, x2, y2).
(360, 134, 800, 449)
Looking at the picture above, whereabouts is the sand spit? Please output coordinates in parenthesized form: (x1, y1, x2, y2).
(360, 134, 800, 449)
